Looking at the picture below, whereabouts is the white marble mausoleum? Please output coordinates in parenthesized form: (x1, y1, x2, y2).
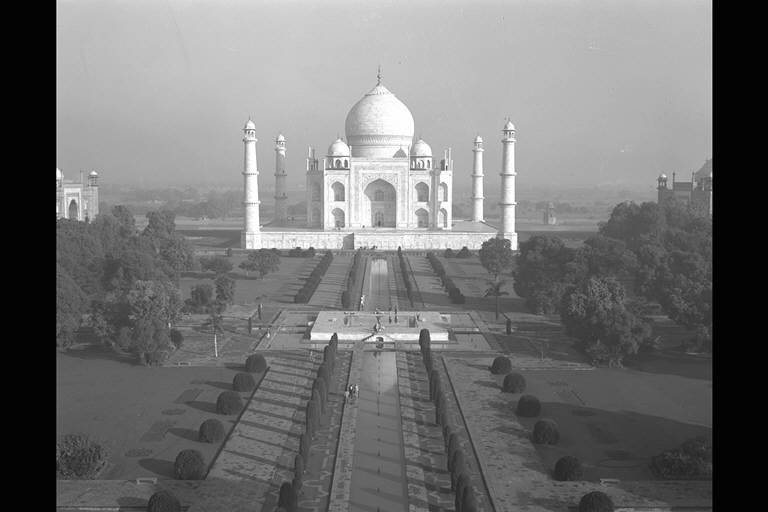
(241, 71, 518, 251)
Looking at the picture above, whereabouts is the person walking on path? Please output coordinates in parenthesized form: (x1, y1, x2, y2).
(354, 384, 359, 398)
(344, 389, 349, 401)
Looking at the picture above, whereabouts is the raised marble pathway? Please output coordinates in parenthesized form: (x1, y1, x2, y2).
(328, 341, 364, 512)
(309, 255, 352, 309)
(205, 353, 317, 510)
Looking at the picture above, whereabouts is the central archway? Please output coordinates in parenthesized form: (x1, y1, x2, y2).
(363, 179, 396, 228)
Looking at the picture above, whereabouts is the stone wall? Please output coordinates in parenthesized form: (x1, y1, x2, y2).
(244, 230, 497, 250)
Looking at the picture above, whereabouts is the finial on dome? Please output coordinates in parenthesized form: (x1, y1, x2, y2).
(377, 65, 382, 85)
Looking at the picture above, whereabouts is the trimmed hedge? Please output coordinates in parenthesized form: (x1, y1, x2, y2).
(398, 250, 416, 305)
(233, 372, 256, 392)
(457, 247, 471, 258)
(490, 356, 512, 375)
(294, 454, 304, 476)
(299, 431, 310, 460)
(278, 481, 298, 512)
(649, 436, 712, 479)
(342, 248, 364, 309)
(147, 490, 181, 512)
(295, 252, 334, 303)
(455, 472, 472, 512)
(578, 491, 614, 512)
(245, 354, 267, 373)
(216, 391, 244, 415)
(502, 372, 526, 393)
(554, 455, 583, 481)
(516, 395, 541, 417)
(56, 434, 107, 479)
(174, 449, 205, 480)
(532, 418, 560, 445)
(198, 419, 225, 443)
(427, 252, 465, 303)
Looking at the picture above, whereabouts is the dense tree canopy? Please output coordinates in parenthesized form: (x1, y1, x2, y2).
(560, 277, 651, 367)
(513, 235, 579, 314)
(513, 197, 712, 353)
(56, 206, 194, 352)
(479, 237, 514, 278)
(239, 249, 280, 278)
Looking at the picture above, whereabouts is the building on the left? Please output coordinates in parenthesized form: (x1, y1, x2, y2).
(57, 168, 99, 221)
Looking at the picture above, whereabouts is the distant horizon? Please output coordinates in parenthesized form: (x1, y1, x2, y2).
(57, 0, 711, 191)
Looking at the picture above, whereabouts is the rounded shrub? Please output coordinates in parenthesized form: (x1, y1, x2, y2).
(233, 372, 256, 392)
(502, 372, 526, 393)
(516, 394, 542, 417)
(174, 449, 205, 480)
(245, 354, 267, 373)
(578, 491, 614, 512)
(56, 434, 107, 479)
(146, 490, 181, 512)
(170, 329, 184, 349)
(198, 419, 225, 443)
(490, 356, 512, 375)
(216, 391, 244, 415)
(554, 455, 583, 481)
(532, 418, 560, 445)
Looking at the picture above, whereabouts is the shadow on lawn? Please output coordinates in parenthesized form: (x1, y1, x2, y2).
(60, 344, 139, 366)
(168, 427, 201, 443)
(206, 380, 234, 391)
(186, 401, 218, 414)
(138, 458, 175, 478)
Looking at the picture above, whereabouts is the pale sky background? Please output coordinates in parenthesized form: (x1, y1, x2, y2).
(56, 0, 711, 193)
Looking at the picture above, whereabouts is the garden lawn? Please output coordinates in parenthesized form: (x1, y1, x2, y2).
(57, 346, 264, 480)
(180, 255, 319, 305)
(447, 356, 711, 485)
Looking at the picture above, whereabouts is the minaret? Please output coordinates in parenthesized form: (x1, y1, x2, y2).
(498, 119, 518, 249)
(471, 135, 484, 222)
(242, 118, 261, 249)
(274, 134, 287, 226)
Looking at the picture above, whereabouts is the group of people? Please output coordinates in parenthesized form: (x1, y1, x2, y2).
(344, 384, 359, 401)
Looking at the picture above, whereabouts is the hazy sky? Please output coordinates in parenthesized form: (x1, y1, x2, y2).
(56, 0, 711, 194)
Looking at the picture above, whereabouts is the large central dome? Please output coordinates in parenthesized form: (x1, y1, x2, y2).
(345, 80, 415, 158)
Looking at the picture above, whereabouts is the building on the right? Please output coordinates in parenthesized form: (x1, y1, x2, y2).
(657, 158, 712, 216)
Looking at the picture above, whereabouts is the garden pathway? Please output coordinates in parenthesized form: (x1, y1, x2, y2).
(309, 255, 352, 309)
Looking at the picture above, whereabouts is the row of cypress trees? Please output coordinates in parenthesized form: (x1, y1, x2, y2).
(419, 328, 478, 512)
(277, 333, 339, 512)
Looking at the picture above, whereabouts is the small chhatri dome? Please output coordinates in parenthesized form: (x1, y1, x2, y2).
(503, 119, 516, 131)
(474, 135, 483, 143)
(89, 171, 99, 177)
(244, 118, 256, 130)
(410, 138, 432, 157)
(56, 168, 63, 180)
(276, 133, 285, 142)
(328, 138, 350, 157)
(659, 173, 667, 179)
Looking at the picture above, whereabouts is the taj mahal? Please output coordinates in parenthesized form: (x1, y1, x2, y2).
(241, 71, 517, 251)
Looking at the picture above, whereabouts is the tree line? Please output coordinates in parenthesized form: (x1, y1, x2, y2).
(510, 198, 711, 365)
(57, 207, 195, 363)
